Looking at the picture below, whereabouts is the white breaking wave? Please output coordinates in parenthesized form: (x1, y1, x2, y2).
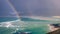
(0, 19, 28, 30)
(0, 17, 59, 30)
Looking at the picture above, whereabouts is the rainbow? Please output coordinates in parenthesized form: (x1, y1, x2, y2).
(7, 0, 20, 19)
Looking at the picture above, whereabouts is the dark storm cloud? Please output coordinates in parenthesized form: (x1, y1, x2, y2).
(0, 0, 17, 17)
(10, 0, 60, 16)
(0, 0, 60, 17)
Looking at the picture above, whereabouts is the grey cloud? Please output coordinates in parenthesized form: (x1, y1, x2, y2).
(0, 0, 60, 17)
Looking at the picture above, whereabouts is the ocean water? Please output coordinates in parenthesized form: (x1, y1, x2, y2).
(0, 17, 59, 34)
(0, 17, 18, 22)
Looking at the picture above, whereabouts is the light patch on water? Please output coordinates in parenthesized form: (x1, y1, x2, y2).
(0, 19, 28, 30)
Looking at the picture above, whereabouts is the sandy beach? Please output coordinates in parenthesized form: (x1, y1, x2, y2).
(48, 24, 59, 32)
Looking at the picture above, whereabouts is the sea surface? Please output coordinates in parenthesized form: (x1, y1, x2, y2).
(0, 17, 59, 34)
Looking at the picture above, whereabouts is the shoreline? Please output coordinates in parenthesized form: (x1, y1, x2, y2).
(48, 24, 59, 32)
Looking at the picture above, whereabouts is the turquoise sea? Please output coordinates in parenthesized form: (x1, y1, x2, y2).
(0, 17, 59, 34)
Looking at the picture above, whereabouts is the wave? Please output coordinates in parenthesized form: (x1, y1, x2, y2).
(0, 17, 60, 28)
(0, 17, 59, 22)
(0, 17, 59, 34)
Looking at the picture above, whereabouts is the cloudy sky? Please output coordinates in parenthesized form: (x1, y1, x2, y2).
(0, 0, 60, 17)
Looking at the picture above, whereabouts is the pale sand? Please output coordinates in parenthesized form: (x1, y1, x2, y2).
(48, 24, 59, 32)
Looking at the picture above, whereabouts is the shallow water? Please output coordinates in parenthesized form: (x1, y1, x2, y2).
(0, 24, 49, 34)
